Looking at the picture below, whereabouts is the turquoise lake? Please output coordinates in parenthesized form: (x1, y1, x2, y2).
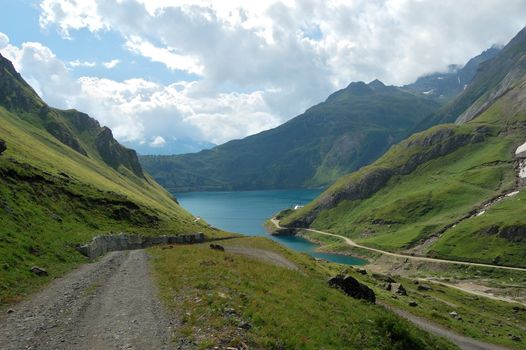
(175, 189, 366, 266)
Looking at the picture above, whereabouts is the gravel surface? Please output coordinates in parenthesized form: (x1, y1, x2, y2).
(0, 250, 176, 350)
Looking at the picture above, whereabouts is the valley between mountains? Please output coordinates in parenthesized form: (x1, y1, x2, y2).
(1, 21, 526, 350)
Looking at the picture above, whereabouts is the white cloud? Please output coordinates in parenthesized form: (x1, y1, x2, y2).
(102, 59, 120, 69)
(69, 59, 96, 68)
(0, 32, 9, 49)
(124, 36, 202, 75)
(149, 136, 166, 147)
(39, 0, 108, 38)
(5, 0, 526, 146)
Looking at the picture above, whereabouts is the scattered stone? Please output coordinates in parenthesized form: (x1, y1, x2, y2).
(30, 266, 48, 277)
(0, 139, 6, 155)
(408, 301, 418, 307)
(209, 243, 225, 252)
(417, 284, 432, 291)
(391, 283, 407, 296)
(356, 268, 367, 275)
(328, 274, 375, 303)
(238, 321, 252, 330)
(510, 334, 522, 341)
(28, 246, 41, 256)
(372, 273, 395, 283)
(7, 308, 14, 314)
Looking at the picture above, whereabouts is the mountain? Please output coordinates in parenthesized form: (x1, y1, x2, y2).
(281, 27, 526, 267)
(0, 53, 214, 303)
(123, 137, 216, 156)
(140, 80, 440, 192)
(403, 47, 500, 101)
(415, 29, 526, 131)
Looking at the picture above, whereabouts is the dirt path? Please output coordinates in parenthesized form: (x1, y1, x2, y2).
(418, 278, 526, 307)
(0, 250, 175, 350)
(271, 218, 526, 272)
(382, 304, 512, 350)
(224, 246, 298, 270)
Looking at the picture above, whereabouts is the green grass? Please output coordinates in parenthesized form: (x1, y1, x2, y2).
(368, 276, 526, 349)
(0, 102, 227, 305)
(150, 237, 457, 350)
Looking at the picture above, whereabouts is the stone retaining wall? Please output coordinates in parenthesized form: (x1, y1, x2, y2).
(76, 232, 205, 260)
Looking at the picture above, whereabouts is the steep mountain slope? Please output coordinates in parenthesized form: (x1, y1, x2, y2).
(282, 27, 526, 267)
(0, 53, 213, 303)
(403, 47, 500, 101)
(416, 27, 526, 131)
(141, 81, 440, 192)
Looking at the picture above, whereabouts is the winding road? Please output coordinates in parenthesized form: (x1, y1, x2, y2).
(271, 218, 526, 272)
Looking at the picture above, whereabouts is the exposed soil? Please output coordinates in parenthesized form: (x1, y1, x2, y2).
(0, 250, 176, 350)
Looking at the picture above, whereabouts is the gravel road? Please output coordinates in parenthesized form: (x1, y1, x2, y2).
(0, 250, 176, 350)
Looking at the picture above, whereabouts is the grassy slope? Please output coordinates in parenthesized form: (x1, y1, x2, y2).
(282, 81, 526, 267)
(151, 237, 456, 350)
(0, 104, 223, 304)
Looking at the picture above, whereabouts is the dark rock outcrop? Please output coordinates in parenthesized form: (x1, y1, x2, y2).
(328, 274, 376, 303)
(96, 127, 145, 178)
(0, 139, 6, 155)
(76, 233, 205, 260)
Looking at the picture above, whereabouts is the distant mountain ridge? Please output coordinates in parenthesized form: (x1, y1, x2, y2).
(141, 80, 440, 192)
(141, 47, 499, 192)
(403, 47, 500, 100)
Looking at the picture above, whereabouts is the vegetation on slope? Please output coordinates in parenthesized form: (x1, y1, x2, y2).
(0, 54, 219, 304)
(151, 237, 457, 350)
(141, 80, 440, 192)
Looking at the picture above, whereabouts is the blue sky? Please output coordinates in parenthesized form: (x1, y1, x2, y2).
(1, 0, 525, 154)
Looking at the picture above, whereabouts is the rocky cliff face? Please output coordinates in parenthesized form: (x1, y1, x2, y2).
(0, 53, 43, 112)
(96, 127, 144, 178)
(0, 53, 146, 179)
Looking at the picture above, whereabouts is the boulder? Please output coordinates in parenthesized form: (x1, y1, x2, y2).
(209, 243, 225, 251)
(328, 274, 376, 303)
(372, 273, 395, 283)
(391, 283, 407, 296)
(408, 301, 418, 307)
(417, 284, 432, 291)
(30, 266, 48, 277)
(0, 139, 5, 155)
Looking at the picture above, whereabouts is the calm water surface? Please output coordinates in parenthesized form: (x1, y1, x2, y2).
(175, 189, 366, 266)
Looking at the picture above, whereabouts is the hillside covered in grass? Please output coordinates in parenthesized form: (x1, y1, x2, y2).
(282, 27, 526, 267)
(151, 237, 457, 350)
(141, 80, 441, 192)
(0, 53, 218, 304)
